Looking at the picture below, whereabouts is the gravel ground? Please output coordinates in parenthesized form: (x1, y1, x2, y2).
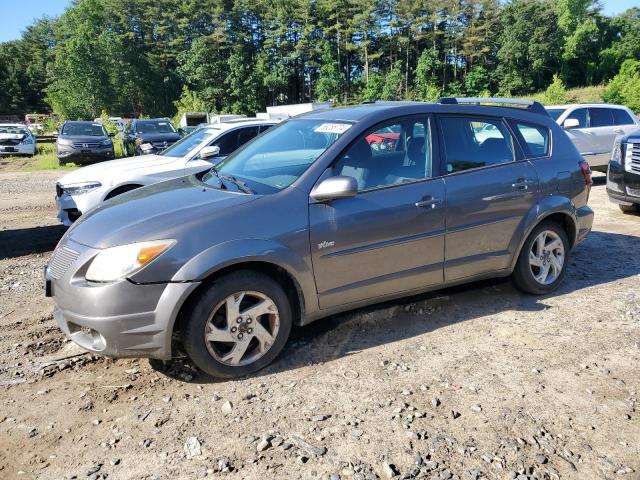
(0, 171, 638, 480)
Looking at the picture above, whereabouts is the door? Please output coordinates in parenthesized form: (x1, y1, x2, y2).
(309, 116, 446, 309)
(437, 115, 539, 282)
(585, 107, 618, 167)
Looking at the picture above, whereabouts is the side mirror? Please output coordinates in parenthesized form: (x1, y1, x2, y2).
(310, 176, 358, 202)
(108, 132, 116, 137)
(199, 145, 221, 160)
(563, 118, 580, 129)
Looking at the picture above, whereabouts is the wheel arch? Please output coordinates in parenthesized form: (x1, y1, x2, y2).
(510, 199, 579, 272)
(171, 260, 307, 350)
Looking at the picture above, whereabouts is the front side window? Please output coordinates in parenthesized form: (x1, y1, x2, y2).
(516, 123, 550, 158)
(566, 108, 588, 129)
(162, 128, 219, 158)
(588, 108, 614, 128)
(236, 127, 260, 148)
(334, 118, 432, 191)
(612, 109, 635, 126)
(207, 119, 351, 192)
(440, 116, 514, 173)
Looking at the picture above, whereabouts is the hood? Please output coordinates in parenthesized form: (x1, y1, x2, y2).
(58, 135, 110, 143)
(137, 132, 181, 143)
(66, 175, 257, 248)
(0, 133, 27, 141)
(57, 154, 174, 185)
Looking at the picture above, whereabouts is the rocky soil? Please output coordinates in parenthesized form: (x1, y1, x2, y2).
(0, 171, 638, 480)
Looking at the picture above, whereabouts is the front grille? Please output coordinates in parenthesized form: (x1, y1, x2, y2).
(0, 139, 21, 146)
(56, 184, 63, 197)
(48, 246, 79, 279)
(629, 142, 640, 174)
(72, 142, 101, 149)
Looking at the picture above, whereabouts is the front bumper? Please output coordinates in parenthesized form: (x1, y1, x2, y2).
(607, 162, 640, 206)
(56, 186, 106, 226)
(0, 143, 36, 155)
(57, 147, 114, 164)
(45, 237, 200, 359)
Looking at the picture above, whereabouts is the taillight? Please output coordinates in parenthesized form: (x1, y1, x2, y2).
(579, 160, 592, 188)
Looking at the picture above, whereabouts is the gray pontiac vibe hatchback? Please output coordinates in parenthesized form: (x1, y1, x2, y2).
(45, 98, 594, 378)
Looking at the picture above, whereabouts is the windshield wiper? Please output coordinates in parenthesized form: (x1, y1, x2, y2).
(220, 174, 254, 194)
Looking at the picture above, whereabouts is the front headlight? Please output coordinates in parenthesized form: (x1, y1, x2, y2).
(611, 136, 623, 165)
(140, 143, 154, 151)
(62, 182, 102, 195)
(100, 138, 112, 147)
(20, 136, 34, 145)
(57, 138, 73, 146)
(85, 239, 176, 282)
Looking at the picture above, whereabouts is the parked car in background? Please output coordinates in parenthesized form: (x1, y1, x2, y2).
(55, 119, 277, 225)
(546, 103, 640, 172)
(46, 99, 593, 378)
(608, 131, 640, 213)
(122, 118, 181, 156)
(56, 121, 115, 166)
(0, 124, 37, 156)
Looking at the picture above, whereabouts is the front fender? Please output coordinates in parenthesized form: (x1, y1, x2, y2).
(508, 195, 579, 272)
(171, 238, 318, 314)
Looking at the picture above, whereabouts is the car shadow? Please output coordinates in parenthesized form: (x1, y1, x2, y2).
(0, 225, 66, 260)
(151, 229, 640, 383)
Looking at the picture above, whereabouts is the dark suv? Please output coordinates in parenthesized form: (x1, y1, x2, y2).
(56, 121, 115, 165)
(608, 130, 640, 213)
(46, 99, 594, 378)
(122, 118, 181, 156)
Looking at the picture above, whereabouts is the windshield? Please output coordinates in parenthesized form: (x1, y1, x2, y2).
(546, 109, 566, 121)
(135, 120, 177, 134)
(162, 128, 218, 158)
(205, 119, 352, 193)
(0, 125, 29, 135)
(62, 123, 107, 136)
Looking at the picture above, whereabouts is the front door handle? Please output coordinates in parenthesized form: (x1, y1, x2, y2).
(512, 178, 532, 190)
(415, 196, 442, 209)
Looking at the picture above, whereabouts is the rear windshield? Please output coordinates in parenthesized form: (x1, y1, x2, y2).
(62, 123, 107, 136)
(545, 109, 565, 121)
(135, 120, 177, 134)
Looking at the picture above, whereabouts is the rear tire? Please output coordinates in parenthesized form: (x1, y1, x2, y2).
(512, 221, 570, 295)
(619, 204, 640, 214)
(182, 271, 292, 378)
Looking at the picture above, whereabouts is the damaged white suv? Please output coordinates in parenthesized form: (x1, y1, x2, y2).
(55, 119, 277, 225)
(0, 124, 37, 156)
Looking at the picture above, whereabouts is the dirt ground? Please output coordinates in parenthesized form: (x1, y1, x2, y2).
(0, 170, 638, 480)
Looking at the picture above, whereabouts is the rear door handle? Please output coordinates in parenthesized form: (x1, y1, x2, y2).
(415, 196, 442, 209)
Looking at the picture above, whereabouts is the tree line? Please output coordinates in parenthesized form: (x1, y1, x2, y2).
(0, 0, 639, 120)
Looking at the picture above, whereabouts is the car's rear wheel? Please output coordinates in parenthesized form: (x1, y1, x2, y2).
(512, 221, 570, 295)
(619, 204, 640, 214)
(182, 271, 292, 378)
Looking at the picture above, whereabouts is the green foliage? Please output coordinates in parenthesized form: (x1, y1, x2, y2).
(540, 75, 568, 105)
(0, 0, 639, 119)
(603, 59, 640, 112)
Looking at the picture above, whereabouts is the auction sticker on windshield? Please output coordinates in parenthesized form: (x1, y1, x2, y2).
(313, 123, 351, 134)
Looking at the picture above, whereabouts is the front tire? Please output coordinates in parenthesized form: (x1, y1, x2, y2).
(619, 204, 640, 214)
(512, 221, 570, 295)
(182, 271, 292, 378)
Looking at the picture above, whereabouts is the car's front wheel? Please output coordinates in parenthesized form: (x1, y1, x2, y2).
(512, 221, 570, 295)
(182, 271, 292, 378)
(619, 204, 640, 214)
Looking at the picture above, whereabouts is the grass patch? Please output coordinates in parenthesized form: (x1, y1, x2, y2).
(518, 85, 607, 105)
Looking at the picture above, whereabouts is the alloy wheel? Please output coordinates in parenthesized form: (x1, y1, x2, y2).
(204, 291, 280, 366)
(528, 230, 565, 285)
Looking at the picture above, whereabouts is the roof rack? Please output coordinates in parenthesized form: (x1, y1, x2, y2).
(438, 97, 548, 116)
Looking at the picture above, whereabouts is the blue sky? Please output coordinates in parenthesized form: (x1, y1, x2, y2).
(0, 0, 638, 43)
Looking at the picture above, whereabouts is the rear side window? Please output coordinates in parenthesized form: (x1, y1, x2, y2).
(588, 108, 614, 128)
(515, 123, 550, 158)
(566, 108, 588, 128)
(439, 116, 514, 173)
(612, 109, 635, 126)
